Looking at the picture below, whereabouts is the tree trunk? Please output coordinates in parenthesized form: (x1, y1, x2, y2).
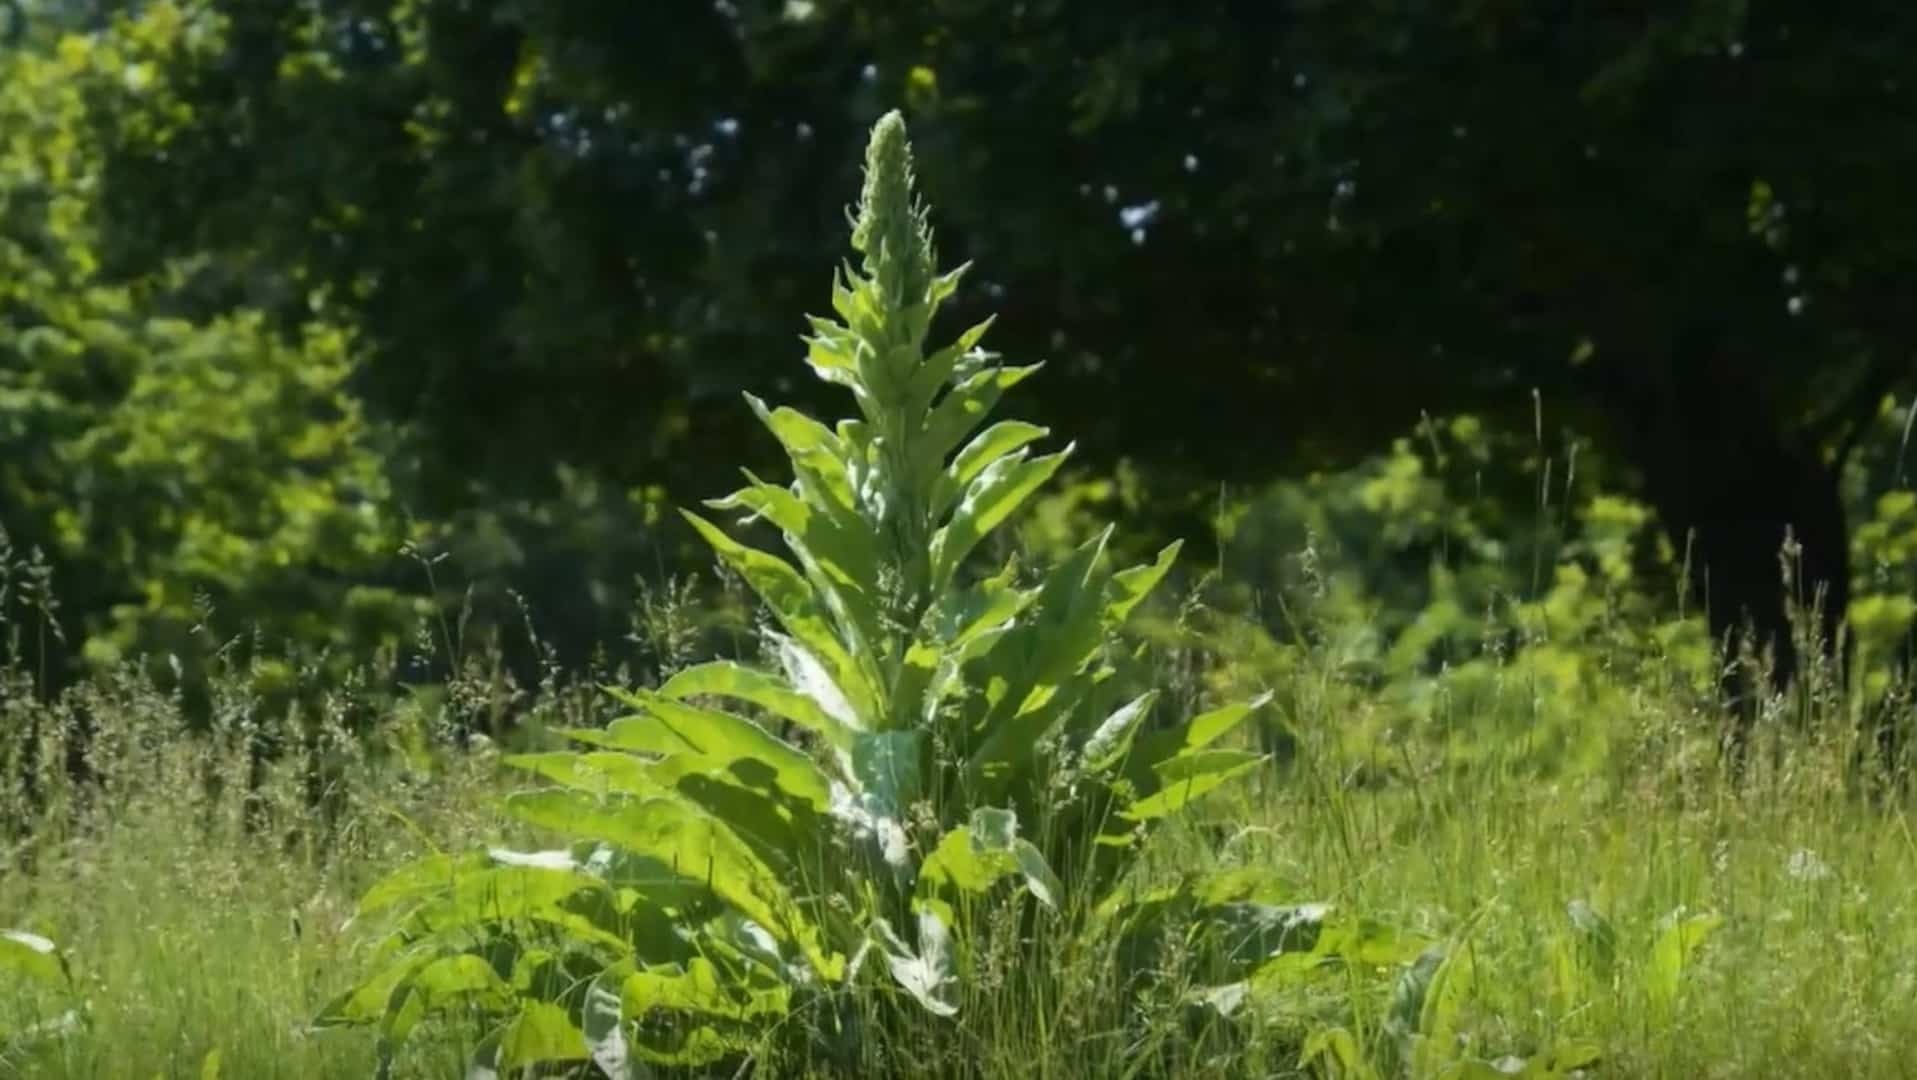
(1624, 340, 1852, 766)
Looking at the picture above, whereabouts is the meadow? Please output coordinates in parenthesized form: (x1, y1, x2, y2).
(3, 571, 1914, 1079)
(5, 110, 1916, 1080)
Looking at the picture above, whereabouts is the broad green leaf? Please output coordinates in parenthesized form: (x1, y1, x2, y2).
(1203, 901, 1334, 968)
(394, 864, 630, 953)
(874, 909, 958, 1017)
(800, 320, 862, 392)
(1297, 914, 1430, 971)
(1186, 695, 1272, 748)
(921, 363, 1044, 467)
(929, 446, 1073, 588)
(852, 730, 925, 817)
(355, 851, 495, 915)
(581, 971, 638, 1080)
(1080, 691, 1158, 772)
(1417, 947, 1473, 1055)
(709, 473, 886, 653)
(314, 948, 440, 1028)
(1011, 839, 1064, 910)
(1132, 694, 1273, 769)
(919, 826, 1014, 894)
(931, 565, 1032, 651)
(744, 393, 857, 514)
(887, 639, 944, 731)
(918, 809, 1062, 910)
(1299, 1026, 1379, 1080)
(622, 956, 787, 1022)
(1382, 940, 1480, 1077)
(937, 420, 1048, 512)
(601, 690, 833, 811)
(1646, 909, 1722, 1008)
(658, 660, 853, 752)
(681, 509, 876, 724)
(504, 790, 835, 978)
(1153, 747, 1266, 785)
(1187, 980, 1249, 1019)
(411, 954, 513, 1004)
(1107, 541, 1182, 623)
(500, 1001, 588, 1070)
(652, 767, 830, 874)
(0, 930, 62, 984)
(773, 633, 865, 735)
(504, 751, 663, 798)
(709, 472, 880, 589)
(561, 713, 692, 756)
(1123, 695, 1272, 801)
(1539, 1039, 1604, 1073)
(962, 532, 1112, 792)
(1384, 948, 1446, 1045)
(907, 314, 995, 417)
(1123, 750, 1264, 820)
(374, 953, 515, 1046)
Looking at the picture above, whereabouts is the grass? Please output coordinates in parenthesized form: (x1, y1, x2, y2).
(1243, 746, 1917, 1077)
(2, 596, 1912, 1079)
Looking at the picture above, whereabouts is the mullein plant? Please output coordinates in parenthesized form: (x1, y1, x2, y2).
(319, 112, 1362, 1077)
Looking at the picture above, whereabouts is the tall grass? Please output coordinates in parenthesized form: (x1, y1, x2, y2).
(1, 558, 1911, 1077)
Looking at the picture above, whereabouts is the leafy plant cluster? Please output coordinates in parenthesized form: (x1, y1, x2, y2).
(314, 111, 1428, 1076)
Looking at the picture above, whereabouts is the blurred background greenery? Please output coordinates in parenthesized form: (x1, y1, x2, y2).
(4, 0, 1917, 754)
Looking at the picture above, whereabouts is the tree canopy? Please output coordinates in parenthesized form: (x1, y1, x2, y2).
(4, 0, 1915, 699)
(1, 9, 421, 695)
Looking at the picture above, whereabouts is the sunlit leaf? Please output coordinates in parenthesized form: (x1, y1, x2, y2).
(874, 909, 958, 1017)
(657, 660, 854, 752)
(0, 930, 63, 985)
(500, 1001, 589, 1070)
(1646, 909, 1722, 1009)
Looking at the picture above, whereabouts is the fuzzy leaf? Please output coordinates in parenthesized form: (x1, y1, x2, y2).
(744, 393, 857, 514)
(1647, 910, 1722, 1009)
(935, 420, 1048, 515)
(875, 909, 959, 1017)
(505, 790, 836, 979)
(658, 660, 854, 753)
(682, 509, 876, 724)
(0, 930, 64, 985)
(356, 852, 496, 916)
(908, 313, 995, 416)
(853, 730, 925, 817)
(500, 1001, 589, 1070)
(962, 531, 1112, 794)
(600, 690, 833, 811)
(922, 363, 1043, 463)
(929, 446, 1072, 588)
(581, 971, 640, 1079)
(1128, 694, 1272, 779)
(1108, 541, 1182, 623)
(918, 808, 1062, 910)
(1123, 750, 1265, 820)
(1080, 691, 1158, 772)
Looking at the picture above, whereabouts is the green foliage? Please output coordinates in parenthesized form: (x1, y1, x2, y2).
(96, 3, 1917, 678)
(0, 9, 423, 694)
(0, 930, 63, 987)
(320, 109, 1302, 1073)
(2, 493, 1917, 1077)
(0, 928, 71, 1051)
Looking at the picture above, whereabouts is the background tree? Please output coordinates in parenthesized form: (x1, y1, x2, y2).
(1, 9, 422, 703)
(81, 1, 1917, 719)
